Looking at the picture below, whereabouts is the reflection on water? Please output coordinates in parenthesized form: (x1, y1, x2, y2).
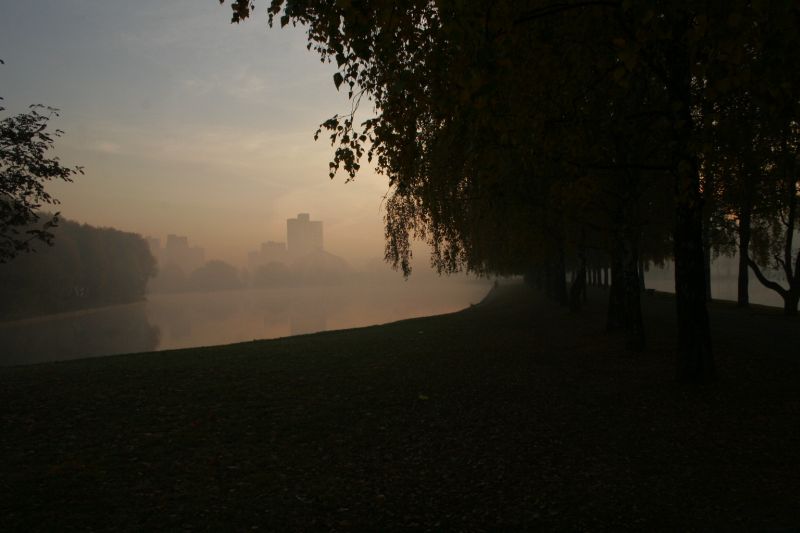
(0, 281, 490, 366)
(0, 304, 160, 366)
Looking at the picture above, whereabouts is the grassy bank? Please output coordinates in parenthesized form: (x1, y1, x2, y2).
(1, 285, 798, 531)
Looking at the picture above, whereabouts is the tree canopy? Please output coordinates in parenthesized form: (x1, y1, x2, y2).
(0, 217, 157, 320)
(0, 94, 82, 262)
(220, 1, 800, 382)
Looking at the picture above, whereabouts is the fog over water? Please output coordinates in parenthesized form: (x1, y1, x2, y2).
(0, 279, 490, 366)
(2, 254, 787, 367)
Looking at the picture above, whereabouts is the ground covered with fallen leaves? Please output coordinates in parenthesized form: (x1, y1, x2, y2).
(1, 284, 799, 531)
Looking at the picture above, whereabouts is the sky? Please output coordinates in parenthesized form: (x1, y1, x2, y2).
(0, 0, 391, 267)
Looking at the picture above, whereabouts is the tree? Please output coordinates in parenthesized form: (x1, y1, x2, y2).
(188, 260, 243, 292)
(0, 218, 157, 319)
(218, 0, 693, 367)
(0, 90, 82, 262)
(746, 123, 800, 316)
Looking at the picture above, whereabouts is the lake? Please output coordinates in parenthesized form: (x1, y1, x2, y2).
(0, 279, 491, 366)
(2, 259, 790, 366)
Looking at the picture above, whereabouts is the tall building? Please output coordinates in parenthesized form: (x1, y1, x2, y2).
(286, 213, 323, 258)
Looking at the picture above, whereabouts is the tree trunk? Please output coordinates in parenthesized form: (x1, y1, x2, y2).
(580, 239, 589, 303)
(553, 248, 568, 306)
(624, 236, 645, 351)
(544, 263, 554, 299)
(674, 176, 714, 381)
(668, 29, 714, 382)
(784, 292, 799, 316)
(569, 264, 587, 312)
(703, 226, 712, 301)
(737, 204, 752, 307)
(583, 264, 589, 303)
(638, 259, 646, 292)
(607, 259, 624, 331)
(701, 151, 715, 303)
(780, 158, 798, 316)
(607, 244, 645, 348)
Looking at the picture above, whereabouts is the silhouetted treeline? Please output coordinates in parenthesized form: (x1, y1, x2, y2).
(148, 249, 354, 293)
(148, 260, 244, 293)
(0, 217, 156, 320)
(252, 249, 352, 287)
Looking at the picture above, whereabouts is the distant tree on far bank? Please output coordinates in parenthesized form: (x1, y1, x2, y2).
(0, 217, 156, 320)
(252, 261, 292, 288)
(187, 260, 242, 292)
(1, 64, 82, 262)
(147, 263, 189, 294)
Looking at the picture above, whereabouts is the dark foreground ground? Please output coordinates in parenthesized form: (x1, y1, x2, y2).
(1, 285, 799, 531)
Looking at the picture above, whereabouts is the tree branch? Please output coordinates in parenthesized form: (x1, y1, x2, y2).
(774, 253, 789, 278)
(747, 256, 788, 297)
(794, 248, 800, 285)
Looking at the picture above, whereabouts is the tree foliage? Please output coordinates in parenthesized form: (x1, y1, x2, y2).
(0, 99, 83, 262)
(220, 1, 800, 381)
(0, 217, 156, 320)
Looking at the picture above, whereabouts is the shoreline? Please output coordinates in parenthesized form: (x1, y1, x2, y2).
(0, 278, 787, 330)
(0, 282, 493, 366)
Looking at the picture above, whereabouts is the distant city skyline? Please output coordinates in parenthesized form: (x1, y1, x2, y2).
(0, 0, 388, 267)
(248, 212, 325, 270)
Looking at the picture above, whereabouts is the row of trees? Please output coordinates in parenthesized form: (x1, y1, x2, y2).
(223, 1, 799, 383)
(0, 218, 156, 320)
(150, 250, 353, 293)
(149, 260, 244, 294)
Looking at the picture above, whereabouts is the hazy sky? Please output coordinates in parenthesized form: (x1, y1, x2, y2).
(0, 0, 391, 267)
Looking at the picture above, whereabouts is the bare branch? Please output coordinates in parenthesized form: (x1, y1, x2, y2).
(748, 257, 788, 297)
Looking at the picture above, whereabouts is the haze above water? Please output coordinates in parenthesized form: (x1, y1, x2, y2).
(2, 254, 788, 367)
(0, 279, 491, 366)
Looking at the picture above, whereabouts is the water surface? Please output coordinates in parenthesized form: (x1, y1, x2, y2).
(0, 280, 490, 366)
